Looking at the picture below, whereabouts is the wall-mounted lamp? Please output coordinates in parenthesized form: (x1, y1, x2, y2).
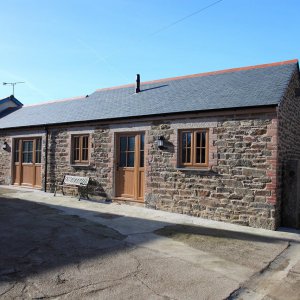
(2, 141, 8, 151)
(157, 136, 164, 150)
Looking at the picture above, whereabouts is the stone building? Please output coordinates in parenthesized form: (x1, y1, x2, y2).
(0, 59, 300, 230)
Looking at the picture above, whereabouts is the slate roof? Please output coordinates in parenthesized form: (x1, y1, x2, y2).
(0, 59, 298, 129)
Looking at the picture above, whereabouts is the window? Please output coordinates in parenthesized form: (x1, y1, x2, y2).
(140, 134, 144, 167)
(14, 140, 20, 163)
(119, 135, 135, 167)
(179, 129, 209, 167)
(72, 135, 89, 164)
(22, 141, 33, 163)
(14, 138, 42, 164)
(35, 138, 42, 164)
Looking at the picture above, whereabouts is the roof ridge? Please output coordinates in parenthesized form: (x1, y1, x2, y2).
(19, 59, 298, 107)
(0, 95, 23, 107)
(24, 95, 86, 107)
(95, 59, 298, 92)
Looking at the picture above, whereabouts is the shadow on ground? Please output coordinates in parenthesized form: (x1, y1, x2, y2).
(0, 193, 298, 287)
(0, 197, 126, 282)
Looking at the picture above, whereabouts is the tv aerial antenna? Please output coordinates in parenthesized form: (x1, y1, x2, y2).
(3, 81, 25, 96)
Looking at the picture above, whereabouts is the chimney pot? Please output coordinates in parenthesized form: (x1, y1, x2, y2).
(135, 74, 140, 93)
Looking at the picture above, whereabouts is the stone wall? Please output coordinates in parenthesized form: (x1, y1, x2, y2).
(0, 135, 12, 185)
(277, 68, 300, 226)
(278, 69, 300, 162)
(145, 113, 278, 230)
(0, 109, 281, 230)
(46, 126, 113, 198)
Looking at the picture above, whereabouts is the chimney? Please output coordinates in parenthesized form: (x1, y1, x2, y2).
(135, 74, 140, 93)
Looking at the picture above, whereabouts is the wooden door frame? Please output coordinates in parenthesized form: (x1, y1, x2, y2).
(12, 136, 42, 189)
(114, 132, 145, 202)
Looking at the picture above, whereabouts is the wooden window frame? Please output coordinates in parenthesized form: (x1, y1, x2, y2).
(13, 137, 42, 164)
(179, 129, 209, 168)
(14, 139, 20, 163)
(35, 138, 42, 164)
(22, 140, 34, 164)
(119, 135, 136, 168)
(71, 134, 90, 165)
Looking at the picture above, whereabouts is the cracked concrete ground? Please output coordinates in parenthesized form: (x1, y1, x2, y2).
(0, 186, 300, 300)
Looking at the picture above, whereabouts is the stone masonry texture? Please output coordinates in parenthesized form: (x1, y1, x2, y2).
(46, 127, 113, 198)
(0, 134, 12, 185)
(277, 69, 300, 227)
(145, 114, 277, 230)
(0, 110, 278, 230)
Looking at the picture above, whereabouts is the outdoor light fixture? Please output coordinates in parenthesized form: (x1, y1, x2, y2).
(2, 142, 8, 151)
(157, 136, 164, 150)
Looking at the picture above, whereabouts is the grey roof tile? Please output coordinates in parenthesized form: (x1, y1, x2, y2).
(0, 60, 298, 129)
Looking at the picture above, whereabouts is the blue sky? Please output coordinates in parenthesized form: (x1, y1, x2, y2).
(0, 0, 299, 105)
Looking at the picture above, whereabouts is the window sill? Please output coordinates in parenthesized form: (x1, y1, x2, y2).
(176, 167, 219, 176)
(70, 164, 94, 169)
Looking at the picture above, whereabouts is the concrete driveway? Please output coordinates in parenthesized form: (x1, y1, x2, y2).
(0, 186, 299, 300)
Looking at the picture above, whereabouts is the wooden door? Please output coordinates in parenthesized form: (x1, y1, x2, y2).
(13, 138, 42, 188)
(115, 133, 145, 201)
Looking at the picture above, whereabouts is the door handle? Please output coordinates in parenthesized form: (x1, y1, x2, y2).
(116, 163, 119, 171)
